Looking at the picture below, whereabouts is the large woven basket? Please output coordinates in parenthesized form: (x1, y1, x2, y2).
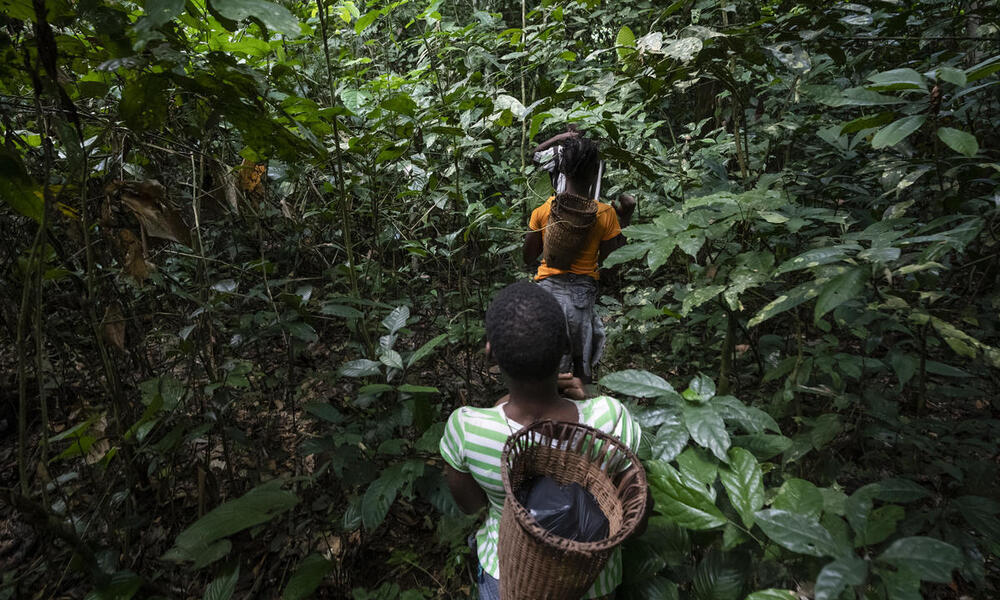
(542, 193, 598, 270)
(498, 420, 647, 600)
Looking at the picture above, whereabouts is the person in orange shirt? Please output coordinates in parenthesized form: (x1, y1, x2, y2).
(523, 129, 636, 382)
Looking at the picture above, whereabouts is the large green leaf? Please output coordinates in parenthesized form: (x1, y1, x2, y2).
(683, 403, 730, 463)
(877, 536, 962, 583)
(134, 0, 185, 45)
(814, 556, 867, 600)
(120, 75, 169, 132)
(619, 576, 679, 600)
(339, 359, 382, 377)
(732, 434, 792, 461)
(712, 397, 780, 434)
(361, 460, 424, 530)
(754, 509, 845, 558)
(814, 267, 868, 321)
(719, 447, 764, 528)
(407, 333, 447, 368)
(282, 554, 333, 600)
(165, 480, 298, 563)
(650, 414, 689, 462)
(749, 277, 831, 327)
(600, 370, 677, 398)
(936, 127, 978, 157)
(616, 26, 636, 61)
(647, 461, 727, 530)
(604, 242, 651, 268)
(744, 591, 795, 600)
(0, 149, 42, 222)
(382, 305, 409, 334)
(866, 68, 927, 91)
(692, 550, 747, 600)
(203, 561, 239, 600)
(772, 479, 823, 520)
(211, 0, 300, 35)
(871, 115, 926, 149)
(775, 246, 855, 275)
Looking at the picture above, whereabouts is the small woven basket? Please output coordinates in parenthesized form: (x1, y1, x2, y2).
(542, 193, 598, 270)
(498, 420, 647, 600)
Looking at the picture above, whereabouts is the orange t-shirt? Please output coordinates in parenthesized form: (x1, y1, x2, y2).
(529, 197, 622, 281)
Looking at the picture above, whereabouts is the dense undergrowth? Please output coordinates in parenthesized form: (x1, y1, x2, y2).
(1, 0, 998, 598)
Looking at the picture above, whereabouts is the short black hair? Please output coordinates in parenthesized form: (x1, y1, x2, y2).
(485, 281, 568, 381)
(555, 135, 600, 189)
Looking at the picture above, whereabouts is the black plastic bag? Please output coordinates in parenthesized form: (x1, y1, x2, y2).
(516, 476, 609, 542)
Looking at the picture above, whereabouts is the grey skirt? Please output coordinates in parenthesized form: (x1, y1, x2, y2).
(536, 273, 607, 378)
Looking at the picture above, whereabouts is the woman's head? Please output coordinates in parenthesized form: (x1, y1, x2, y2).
(485, 281, 567, 382)
(555, 135, 601, 194)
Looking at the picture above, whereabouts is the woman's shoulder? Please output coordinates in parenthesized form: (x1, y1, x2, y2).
(447, 404, 506, 427)
(577, 395, 629, 427)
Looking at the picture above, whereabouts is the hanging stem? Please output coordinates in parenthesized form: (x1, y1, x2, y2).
(317, 0, 372, 354)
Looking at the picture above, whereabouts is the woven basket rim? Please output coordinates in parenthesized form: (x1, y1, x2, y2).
(500, 419, 648, 553)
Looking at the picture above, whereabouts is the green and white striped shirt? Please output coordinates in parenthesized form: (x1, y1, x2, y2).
(439, 396, 642, 599)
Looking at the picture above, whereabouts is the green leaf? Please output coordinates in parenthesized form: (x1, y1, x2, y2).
(936, 127, 978, 157)
(361, 460, 424, 530)
(339, 359, 382, 377)
(681, 285, 726, 316)
(749, 277, 830, 327)
(814, 556, 867, 600)
(380, 349, 404, 370)
(687, 374, 716, 402)
(165, 480, 298, 563)
(650, 414, 689, 462)
(354, 10, 379, 34)
(867, 68, 927, 91)
(408, 333, 447, 368)
(840, 112, 895, 135)
(647, 460, 727, 530)
(397, 384, 438, 394)
(692, 550, 746, 600)
(320, 304, 363, 318)
(936, 66, 966, 87)
(732, 434, 792, 461)
(604, 242, 651, 268)
(855, 505, 904, 546)
(600, 370, 677, 398)
(0, 149, 42, 222)
(712, 397, 780, 435)
(282, 554, 332, 600)
(773, 479, 824, 520)
(381, 93, 417, 117)
(754, 509, 845, 558)
(134, 0, 185, 44)
(719, 447, 764, 528)
(677, 447, 718, 486)
(382, 305, 409, 334)
(620, 576, 679, 600)
(744, 591, 795, 600)
(304, 402, 343, 424)
(877, 537, 962, 583)
(203, 561, 239, 600)
(683, 403, 730, 463)
(647, 240, 677, 271)
(120, 75, 168, 131)
(775, 246, 854, 274)
(210, 0, 300, 35)
(872, 479, 929, 503)
(814, 268, 867, 321)
(871, 115, 926, 149)
(616, 26, 636, 61)
(809, 414, 842, 449)
(965, 54, 1000, 83)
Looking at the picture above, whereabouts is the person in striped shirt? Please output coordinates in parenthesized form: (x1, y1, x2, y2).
(440, 281, 644, 599)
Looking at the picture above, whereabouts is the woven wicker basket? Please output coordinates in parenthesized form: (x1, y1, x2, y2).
(498, 420, 647, 600)
(542, 193, 598, 270)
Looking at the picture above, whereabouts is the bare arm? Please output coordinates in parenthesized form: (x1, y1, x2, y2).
(444, 464, 488, 514)
(523, 230, 543, 266)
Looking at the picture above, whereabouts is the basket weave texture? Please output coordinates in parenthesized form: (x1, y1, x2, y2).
(498, 420, 648, 600)
(542, 193, 598, 270)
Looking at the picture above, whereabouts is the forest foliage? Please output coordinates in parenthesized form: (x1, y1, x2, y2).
(1, 0, 999, 598)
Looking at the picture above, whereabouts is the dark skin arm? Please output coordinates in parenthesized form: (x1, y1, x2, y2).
(444, 464, 488, 514)
(523, 230, 543, 266)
